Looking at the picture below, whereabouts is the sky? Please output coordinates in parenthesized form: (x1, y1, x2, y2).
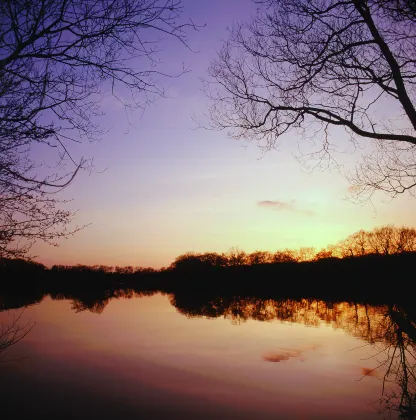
(31, 0, 416, 269)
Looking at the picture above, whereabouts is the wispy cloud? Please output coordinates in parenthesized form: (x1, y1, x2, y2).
(263, 349, 302, 363)
(258, 200, 314, 216)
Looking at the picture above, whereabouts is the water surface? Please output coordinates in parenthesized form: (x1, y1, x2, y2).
(0, 292, 414, 419)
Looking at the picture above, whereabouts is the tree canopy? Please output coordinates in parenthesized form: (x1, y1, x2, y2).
(0, 0, 193, 257)
(207, 0, 416, 200)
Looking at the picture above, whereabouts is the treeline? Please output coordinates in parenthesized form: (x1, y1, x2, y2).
(335, 225, 416, 257)
(50, 264, 157, 276)
(1, 224, 416, 277)
(169, 225, 416, 270)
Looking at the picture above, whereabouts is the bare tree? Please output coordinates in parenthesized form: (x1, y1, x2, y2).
(335, 225, 416, 256)
(224, 246, 248, 266)
(395, 225, 416, 253)
(207, 0, 416, 201)
(272, 249, 297, 262)
(367, 225, 396, 254)
(0, 310, 35, 360)
(0, 0, 194, 257)
(338, 230, 370, 257)
(313, 247, 335, 259)
(293, 246, 317, 262)
(246, 250, 273, 264)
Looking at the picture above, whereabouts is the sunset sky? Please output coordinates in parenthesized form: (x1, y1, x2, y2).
(32, 0, 416, 269)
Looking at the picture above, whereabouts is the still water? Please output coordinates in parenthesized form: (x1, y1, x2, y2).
(0, 292, 414, 419)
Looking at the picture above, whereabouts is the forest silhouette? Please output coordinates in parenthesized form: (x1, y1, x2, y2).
(1, 225, 416, 329)
(1, 224, 416, 304)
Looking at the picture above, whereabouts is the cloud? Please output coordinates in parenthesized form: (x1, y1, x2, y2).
(360, 367, 379, 379)
(258, 200, 294, 211)
(258, 200, 314, 216)
(263, 349, 302, 363)
(263, 344, 322, 363)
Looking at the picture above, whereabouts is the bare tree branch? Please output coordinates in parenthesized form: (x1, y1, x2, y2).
(0, 0, 196, 258)
(206, 0, 416, 201)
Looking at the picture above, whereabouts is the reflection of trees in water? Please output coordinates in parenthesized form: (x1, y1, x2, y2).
(373, 306, 416, 420)
(0, 287, 160, 315)
(51, 291, 112, 314)
(171, 294, 391, 337)
(169, 294, 416, 419)
(0, 285, 414, 417)
(50, 289, 159, 314)
(0, 292, 45, 312)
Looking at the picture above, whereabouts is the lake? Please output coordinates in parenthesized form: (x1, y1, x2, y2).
(0, 291, 414, 419)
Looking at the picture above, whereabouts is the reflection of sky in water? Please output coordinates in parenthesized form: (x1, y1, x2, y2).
(0, 294, 403, 419)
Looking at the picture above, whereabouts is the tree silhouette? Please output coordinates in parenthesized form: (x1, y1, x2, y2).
(272, 249, 297, 263)
(207, 0, 416, 201)
(224, 247, 248, 266)
(246, 250, 273, 265)
(0, 0, 194, 258)
(0, 310, 34, 360)
(337, 225, 416, 257)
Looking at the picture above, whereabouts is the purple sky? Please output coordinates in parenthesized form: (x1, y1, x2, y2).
(32, 0, 416, 268)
